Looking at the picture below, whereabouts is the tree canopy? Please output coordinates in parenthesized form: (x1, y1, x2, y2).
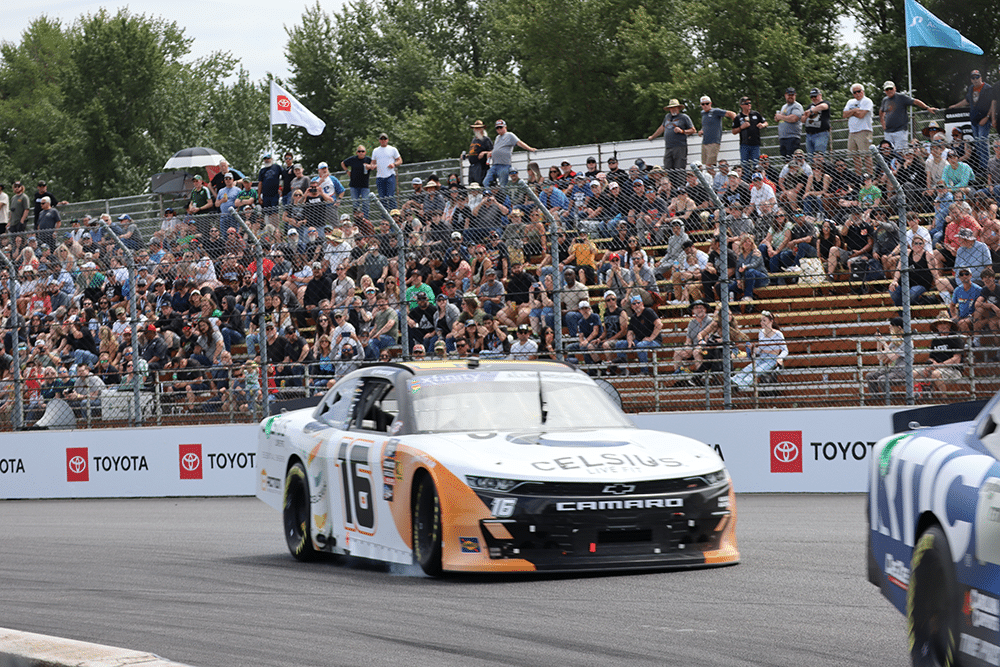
(1, 0, 996, 200)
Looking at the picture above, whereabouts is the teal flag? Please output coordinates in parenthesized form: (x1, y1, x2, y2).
(905, 0, 983, 55)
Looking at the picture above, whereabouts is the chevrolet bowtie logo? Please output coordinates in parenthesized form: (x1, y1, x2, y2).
(602, 484, 636, 495)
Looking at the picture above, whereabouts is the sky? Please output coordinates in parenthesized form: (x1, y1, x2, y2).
(8, 1, 866, 87)
(4, 0, 352, 84)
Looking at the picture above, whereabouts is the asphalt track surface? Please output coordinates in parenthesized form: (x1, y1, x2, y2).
(0, 494, 908, 667)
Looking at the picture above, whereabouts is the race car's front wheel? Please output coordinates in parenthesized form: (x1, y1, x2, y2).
(283, 462, 318, 562)
(908, 525, 958, 667)
(412, 474, 442, 576)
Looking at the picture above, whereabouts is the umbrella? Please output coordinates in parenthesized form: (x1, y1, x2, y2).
(164, 147, 227, 170)
(150, 171, 195, 194)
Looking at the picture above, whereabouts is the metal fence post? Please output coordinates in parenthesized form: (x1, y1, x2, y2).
(870, 145, 913, 405)
(368, 192, 408, 355)
(231, 211, 268, 419)
(691, 163, 733, 409)
(100, 223, 141, 424)
(0, 249, 24, 429)
(520, 183, 563, 359)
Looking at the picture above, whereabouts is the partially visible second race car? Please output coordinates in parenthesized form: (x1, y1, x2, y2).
(868, 393, 1000, 666)
(257, 359, 738, 575)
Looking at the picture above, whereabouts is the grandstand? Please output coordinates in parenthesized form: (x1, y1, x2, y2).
(2, 111, 997, 431)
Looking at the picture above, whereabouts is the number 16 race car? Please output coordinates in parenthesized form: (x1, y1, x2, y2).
(256, 359, 738, 575)
(868, 393, 1000, 666)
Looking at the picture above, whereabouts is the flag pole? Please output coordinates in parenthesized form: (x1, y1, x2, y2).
(907, 41, 914, 144)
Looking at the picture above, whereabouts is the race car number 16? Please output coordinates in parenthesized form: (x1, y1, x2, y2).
(491, 498, 517, 517)
(339, 441, 376, 532)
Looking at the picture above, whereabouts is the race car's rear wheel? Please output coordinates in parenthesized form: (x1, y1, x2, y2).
(283, 462, 318, 562)
(908, 525, 958, 667)
(412, 474, 442, 576)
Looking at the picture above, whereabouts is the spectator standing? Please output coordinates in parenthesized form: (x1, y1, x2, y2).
(734, 96, 767, 177)
(697, 96, 736, 168)
(36, 196, 61, 249)
(341, 144, 373, 217)
(257, 153, 283, 212)
(483, 120, 536, 188)
(9, 181, 30, 233)
(648, 99, 695, 184)
(280, 152, 297, 205)
(466, 120, 493, 186)
(215, 173, 241, 235)
(32, 181, 67, 227)
(802, 88, 831, 155)
(950, 70, 994, 174)
(879, 81, 937, 152)
(774, 88, 804, 157)
(0, 183, 7, 234)
(371, 133, 402, 209)
(843, 83, 875, 176)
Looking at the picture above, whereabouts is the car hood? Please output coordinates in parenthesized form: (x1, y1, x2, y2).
(406, 428, 724, 482)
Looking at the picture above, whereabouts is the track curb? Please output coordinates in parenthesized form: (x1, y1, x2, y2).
(0, 628, 192, 667)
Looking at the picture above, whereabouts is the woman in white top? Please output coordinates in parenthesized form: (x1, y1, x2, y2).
(732, 310, 788, 389)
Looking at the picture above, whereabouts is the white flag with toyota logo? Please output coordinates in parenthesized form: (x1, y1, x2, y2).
(269, 80, 326, 136)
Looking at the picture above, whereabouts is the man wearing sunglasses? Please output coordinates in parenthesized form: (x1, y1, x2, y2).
(341, 144, 373, 216)
(843, 83, 874, 176)
(697, 95, 736, 168)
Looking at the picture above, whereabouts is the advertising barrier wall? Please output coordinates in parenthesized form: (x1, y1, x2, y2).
(0, 407, 905, 499)
(0, 424, 259, 500)
(633, 407, 902, 493)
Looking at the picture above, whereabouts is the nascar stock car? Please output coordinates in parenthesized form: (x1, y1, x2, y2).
(256, 359, 738, 575)
(868, 394, 1000, 667)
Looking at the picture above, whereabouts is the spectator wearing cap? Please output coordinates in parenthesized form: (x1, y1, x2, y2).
(404, 267, 436, 310)
(316, 160, 346, 211)
(696, 96, 737, 168)
(734, 96, 768, 178)
(749, 172, 779, 218)
(952, 225, 990, 283)
(215, 172, 242, 235)
(474, 268, 506, 317)
(430, 292, 461, 351)
(583, 157, 600, 179)
(669, 240, 709, 305)
(370, 132, 402, 208)
(482, 119, 537, 189)
(32, 181, 68, 227)
(614, 294, 663, 375)
(559, 268, 590, 339)
(843, 83, 875, 176)
(558, 161, 577, 181)
(35, 196, 61, 249)
(139, 323, 168, 372)
(273, 325, 311, 388)
(949, 267, 982, 332)
(600, 251, 633, 303)
(466, 120, 493, 186)
(566, 299, 601, 367)
(802, 88, 832, 155)
(648, 98, 694, 184)
(879, 81, 937, 153)
(949, 70, 993, 173)
(942, 149, 975, 195)
(975, 268, 1000, 350)
(509, 323, 538, 360)
(774, 88, 804, 157)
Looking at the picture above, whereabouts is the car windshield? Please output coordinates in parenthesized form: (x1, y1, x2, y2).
(408, 370, 633, 433)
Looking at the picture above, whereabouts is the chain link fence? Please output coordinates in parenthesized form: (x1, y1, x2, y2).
(3, 134, 1000, 430)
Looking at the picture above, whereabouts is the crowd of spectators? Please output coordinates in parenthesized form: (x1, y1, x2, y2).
(5, 76, 1000, 424)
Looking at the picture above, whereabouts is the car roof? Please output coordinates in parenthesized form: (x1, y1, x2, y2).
(383, 358, 577, 378)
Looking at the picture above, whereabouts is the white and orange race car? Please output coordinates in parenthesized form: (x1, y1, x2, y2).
(256, 359, 738, 575)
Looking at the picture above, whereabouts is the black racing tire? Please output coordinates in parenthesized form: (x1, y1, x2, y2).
(908, 525, 959, 667)
(283, 462, 319, 562)
(412, 474, 443, 576)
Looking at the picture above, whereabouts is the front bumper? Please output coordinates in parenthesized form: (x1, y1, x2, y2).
(469, 481, 738, 571)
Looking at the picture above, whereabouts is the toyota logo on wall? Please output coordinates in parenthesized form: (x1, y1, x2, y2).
(66, 447, 89, 482)
(181, 453, 201, 472)
(773, 441, 799, 463)
(69, 456, 87, 474)
(178, 444, 203, 480)
(770, 431, 803, 473)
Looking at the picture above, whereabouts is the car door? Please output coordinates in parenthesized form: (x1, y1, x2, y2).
(327, 376, 410, 561)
